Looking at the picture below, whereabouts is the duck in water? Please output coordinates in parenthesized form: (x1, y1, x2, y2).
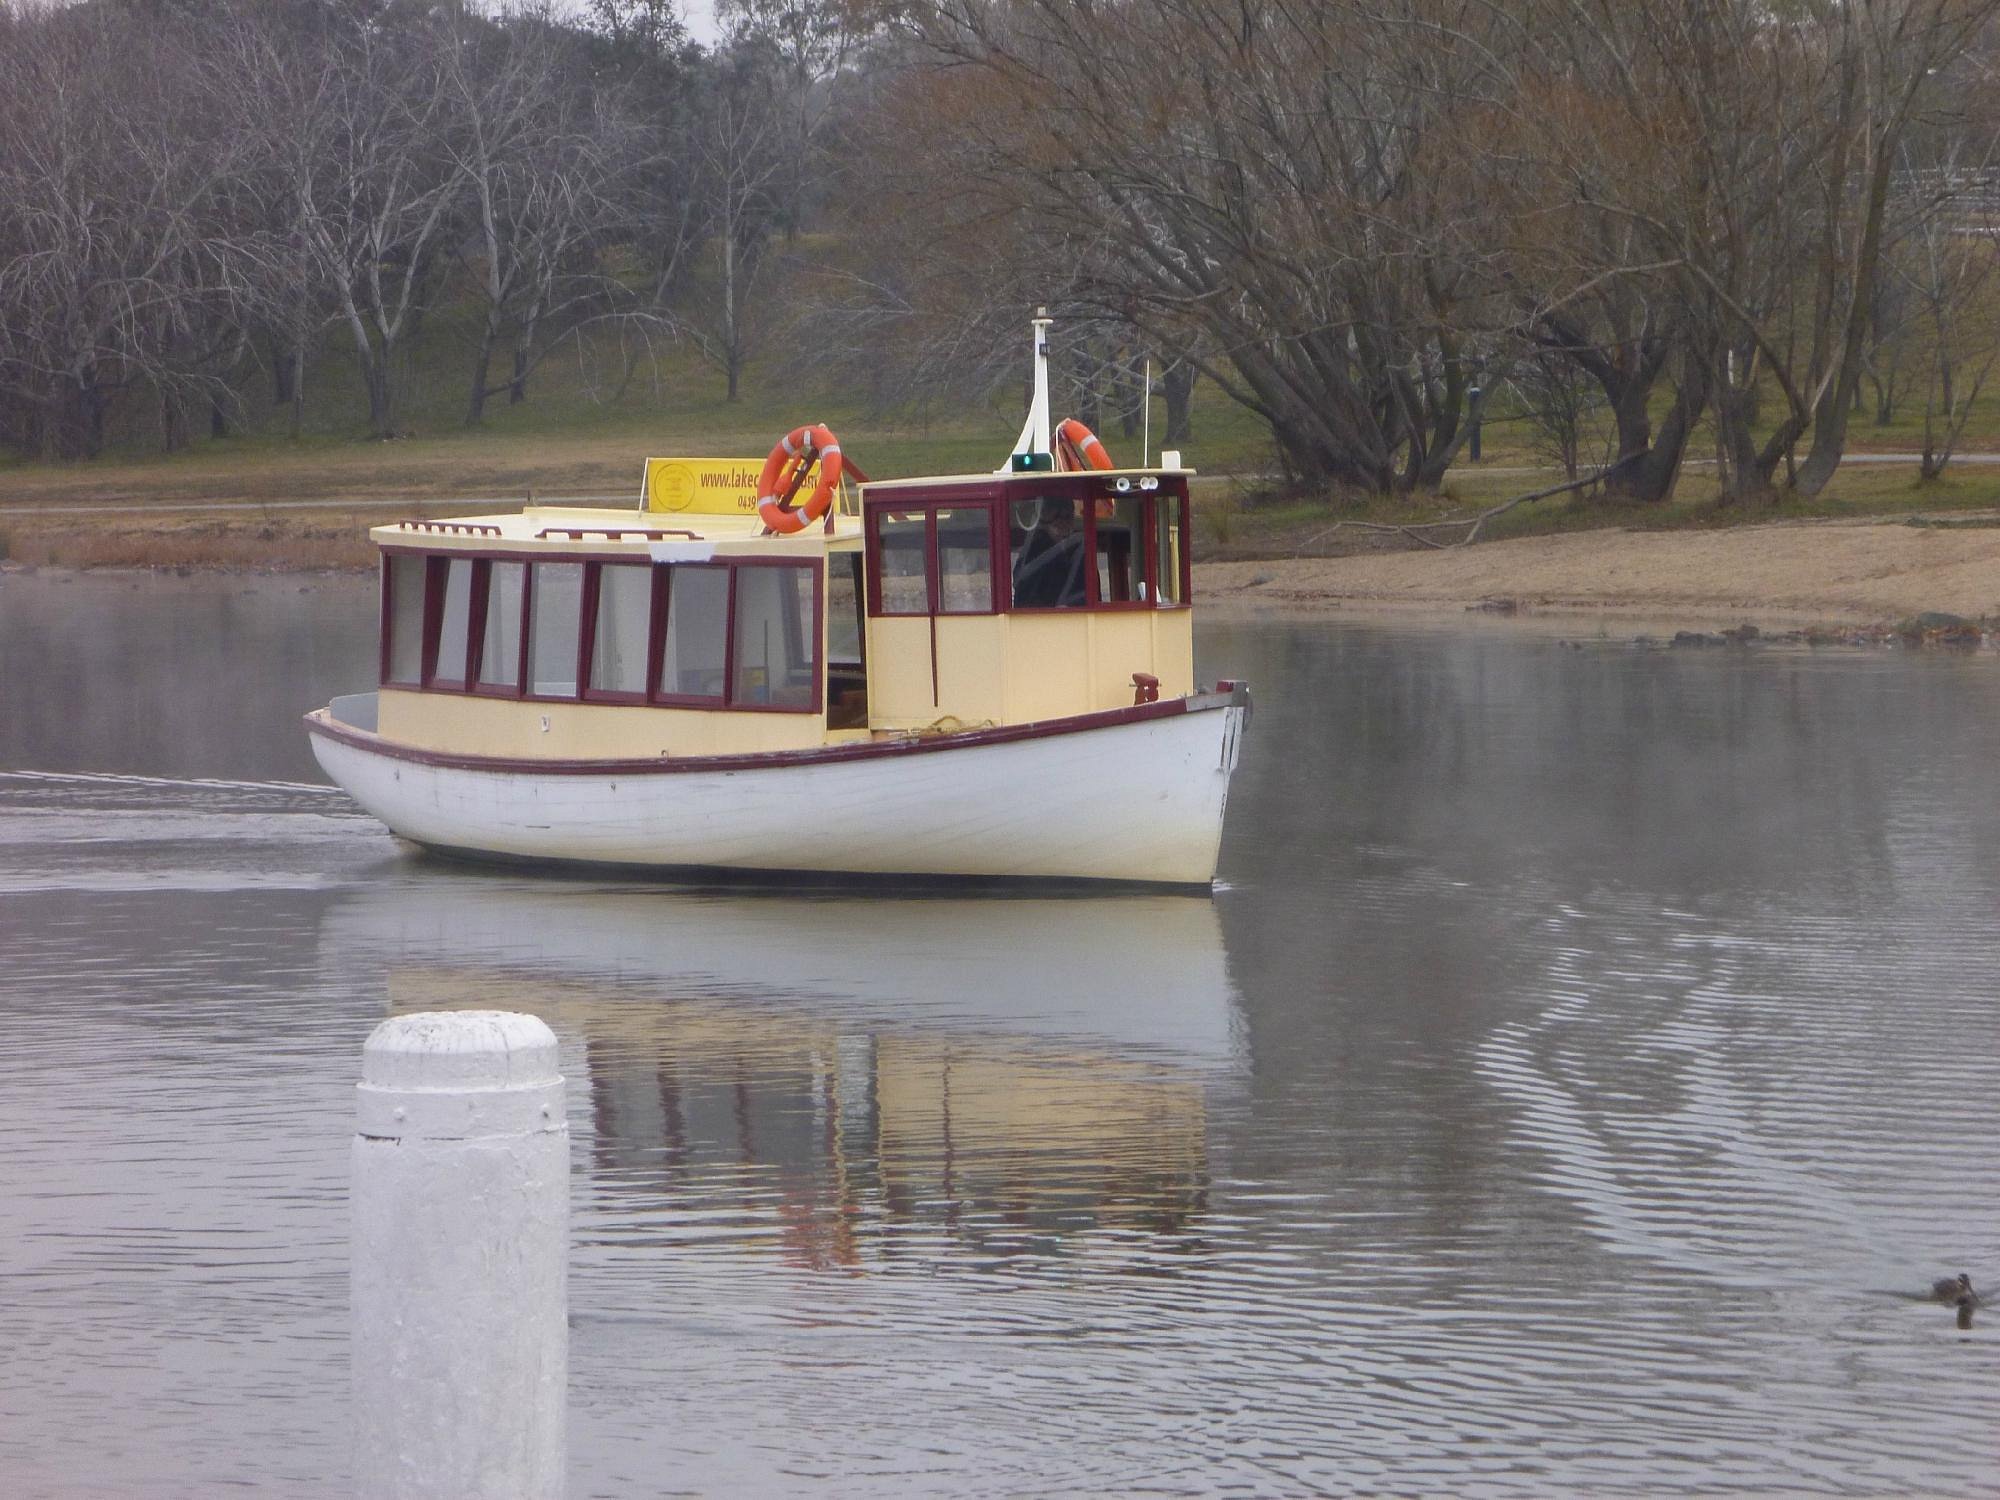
(1959, 1295, 1978, 1332)
(1933, 1273, 1979, 1306)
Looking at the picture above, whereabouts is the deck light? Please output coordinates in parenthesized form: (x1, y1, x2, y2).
(1114, 476, 1132, 492)
(1139, 476, 1159, 491)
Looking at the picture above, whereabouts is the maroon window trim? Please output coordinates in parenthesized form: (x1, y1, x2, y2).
(419, 556, 448, 687)
(418, 554, 482, 692)
(646, 560, 671, 703)
(863, 498, 1003, 619)
(926, 511, 940, 615)
(374, 550, 828, 716)
(718, 556, 823, 715)
(377, 557, 395, 686)
(1140, 496, 1158, 603)
(521, 559, 585, 704)
(826, 551, 867, 671)
(866, 505, 935, 619)
(651, 561, 728, 709)
(1083, 500, 1100, 608)
(470, 559, 528, 699)
(575, 563, 601, 700)
(899, 477, 1167, 616)
(516, 560, 533, 693)
(934, 502, 1001, 616)
(466, 560, 493, 690)
(1178, 491, 1194, 603)
(580, 560, 654, 707)
(989, 501, 1007, 610)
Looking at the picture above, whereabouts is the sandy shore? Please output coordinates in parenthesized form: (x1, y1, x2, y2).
(1196, 514, 2000, 628)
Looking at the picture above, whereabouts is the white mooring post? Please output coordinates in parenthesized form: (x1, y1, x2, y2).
(352, 1011, 568, 1500)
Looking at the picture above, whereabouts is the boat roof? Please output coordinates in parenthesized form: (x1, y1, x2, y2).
(372, 504, 861, 556)
(373, 465, 1197, 557)
(864, 466, 1196, 493)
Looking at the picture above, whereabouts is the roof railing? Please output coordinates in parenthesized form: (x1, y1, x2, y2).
(396, 520, 503, 536)
(535, 526, 703, 542)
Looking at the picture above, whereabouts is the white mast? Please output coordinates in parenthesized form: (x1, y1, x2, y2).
(1003, 307, 1054, 471)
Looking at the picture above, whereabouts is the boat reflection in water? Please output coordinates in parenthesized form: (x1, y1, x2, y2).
(321, 880, 1243, 1268)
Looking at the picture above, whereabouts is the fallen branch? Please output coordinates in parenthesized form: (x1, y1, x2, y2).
(1291, 458, 1634, 556)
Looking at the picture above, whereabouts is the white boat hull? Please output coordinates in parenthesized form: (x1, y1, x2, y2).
(307, 693, 1247, 886)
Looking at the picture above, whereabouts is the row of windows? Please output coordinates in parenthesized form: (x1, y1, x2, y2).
(382, 553, 824, 713)
(867, 491, 1189, 617)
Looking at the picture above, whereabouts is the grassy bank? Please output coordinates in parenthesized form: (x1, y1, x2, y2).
(1197, 457, 2000, 562)
(5, 309, 2000, 577)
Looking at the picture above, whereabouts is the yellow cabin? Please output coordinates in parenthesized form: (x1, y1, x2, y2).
(365, 464, 1195, 759)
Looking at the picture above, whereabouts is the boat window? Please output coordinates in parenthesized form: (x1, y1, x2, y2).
(659, 565, 727, 700)
(732, 564, 817, 709)
(430, 557, 475, 688)
(588, 563, 652, 697)
(384, 554, 425, 685)
(478, 561, 525, 691)
(826, 552, 863, 663)
(936, 508, 994, 613)
(826, 552, 867, 730)
(876, 510, 930, 614)
(1155, 493, 1185, 604)
(1094, 494, 1144, 604)
(527, 562, 583, 697)
(1010, 496, 1087, 609)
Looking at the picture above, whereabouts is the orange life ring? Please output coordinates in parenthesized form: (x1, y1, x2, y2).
(757, 424, 842, 534)
(1055, 417, 1114, 472)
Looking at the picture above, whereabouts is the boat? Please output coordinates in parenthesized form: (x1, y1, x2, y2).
(304, 313, 1249, 887)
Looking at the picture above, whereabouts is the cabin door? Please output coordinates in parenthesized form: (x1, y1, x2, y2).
(827, 553, 868, 729)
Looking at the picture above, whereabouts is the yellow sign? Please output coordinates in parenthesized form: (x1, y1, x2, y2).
(644, 457, 789, 515)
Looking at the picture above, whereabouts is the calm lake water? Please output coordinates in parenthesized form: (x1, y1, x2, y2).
(3, 572, 1998, 1497)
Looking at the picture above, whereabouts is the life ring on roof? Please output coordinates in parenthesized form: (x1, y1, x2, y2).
(757, 423, 842, 534)
(1055, 417, 1114, 472)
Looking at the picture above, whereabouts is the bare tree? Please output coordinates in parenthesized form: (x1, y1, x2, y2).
(237, 4, 467, 439)
(684, 36, 790, 400)
(1532, 0, 2000, 501)
(0, 3, 264, 458)
(1900, 189, 2000, 479)
(440, 6, 631, 424)
(866, 0, 1527, 494)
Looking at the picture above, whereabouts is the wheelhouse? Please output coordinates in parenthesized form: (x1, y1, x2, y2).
(859, 469, 1194, 731)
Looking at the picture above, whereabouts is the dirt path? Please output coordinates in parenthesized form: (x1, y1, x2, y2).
(1197, 514, 2000, 627)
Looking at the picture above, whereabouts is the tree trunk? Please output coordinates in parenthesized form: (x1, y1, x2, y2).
(1162, 362, 1195, 444)
(467, 327, 495, 426)
(1610, 379, 1653, 467)
(510, 297, 539, 405)
(364, 354, 394, 439)
(721, 227, 740, 402)
(1793, 122, 1899, 500)
(1605, 365, 1707, 504)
